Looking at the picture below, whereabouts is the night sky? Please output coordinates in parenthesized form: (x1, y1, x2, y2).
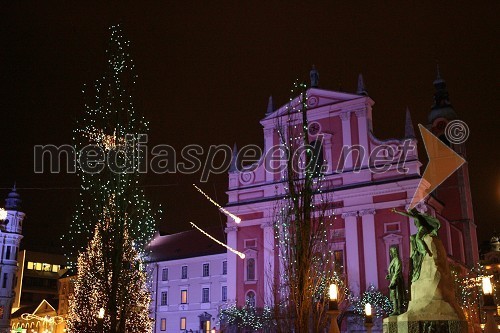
(0, 2, 498, 254)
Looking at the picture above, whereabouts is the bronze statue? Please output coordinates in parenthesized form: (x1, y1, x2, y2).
(386, 246, 405, 315)
(392, 208, 440, 282)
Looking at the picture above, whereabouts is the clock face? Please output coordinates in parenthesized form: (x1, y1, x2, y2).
(308, 122, 321, 136)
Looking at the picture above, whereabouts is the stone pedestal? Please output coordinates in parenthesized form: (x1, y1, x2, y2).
(383, 235, 467, 333)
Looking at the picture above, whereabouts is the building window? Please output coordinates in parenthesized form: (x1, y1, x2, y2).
(202, 263, 210, 277)
(222, 261, 227, 275)
(246, 291, 256, 308)
(202, 288, 210, 303)
(222, 286, 227, 301)
(384, 222, 401, 233)
(309, 139, 324, 177)
(5, 246, 10, 260)
(181, 289, 188, 304)
(162, 268, 168, 281)
(180, 317, 186, 330)
(334, 250, 344, 273)
(52, 265, 59, 273)
(247, 258, 256, 281)
(27, 262, 34, 270)
(2, 273, 7, 289)
(160, 291, 168, 306)
(160, 318, 166, 331)
(181, 265, 188, 279)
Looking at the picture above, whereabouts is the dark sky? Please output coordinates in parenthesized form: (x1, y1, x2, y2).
(0, 2, 498, 253)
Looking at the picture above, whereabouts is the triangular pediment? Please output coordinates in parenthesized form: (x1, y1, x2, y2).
(263, 88, 364, 120)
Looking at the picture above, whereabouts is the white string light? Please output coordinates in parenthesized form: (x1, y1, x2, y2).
(193, 184, 241, 223)
(189, 222, 245, 259)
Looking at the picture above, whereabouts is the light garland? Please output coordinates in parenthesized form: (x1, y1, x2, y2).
(189, 222, 245, 259)
(193, 184, 241, 223)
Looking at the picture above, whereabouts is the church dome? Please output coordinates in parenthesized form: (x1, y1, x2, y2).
(428, 106, 458, 124)
(5, 185, 21, 211)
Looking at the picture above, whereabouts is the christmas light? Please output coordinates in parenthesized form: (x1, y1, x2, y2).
(193, 184, 241, 223)
(190, 222, 245, 259)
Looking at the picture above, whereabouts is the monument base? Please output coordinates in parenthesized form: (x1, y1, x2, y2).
(383, 317, 467, 333)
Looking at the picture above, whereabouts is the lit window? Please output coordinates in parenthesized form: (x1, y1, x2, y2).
(161, 291, 168, 306)
(334, 250, 344, 273)
(27, 262, 34, 270)
(203, 263, 210, 277)
(222, 261, 227, 275)
(162, 268, 168, 281)
(222, 286, 227, 301)
(34, 263, 42, 271)
(52, 265, 59, 273)
(202, 288, 210, 303)
(180, 317, 186, 330)
(181, 266, 188, 279)
(247, 258, 255, 281)
(160, 318, 166, 331)
(181, 290, 188, 304)
(43, 263, 51, 272)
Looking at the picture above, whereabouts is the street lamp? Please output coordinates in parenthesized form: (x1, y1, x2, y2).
(482, 277, 499, 333)
(97, 308, 105, 332)
(327, 283, 340, 333)
(364, 303, 373, 333)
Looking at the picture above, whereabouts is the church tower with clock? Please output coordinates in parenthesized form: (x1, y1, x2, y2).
(0, 186, 24, 332)
(427, 68, 478, 267)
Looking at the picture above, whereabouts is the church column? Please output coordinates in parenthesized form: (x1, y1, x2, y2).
(340, 112, 352, 169)
(225, 226, 238, 302)
(360, 208, 379, 288)
(355, 109, 369, 168)
(261, 222, 275, 305)
(264, 128, 275, 182)
(343, 211, 360, 295)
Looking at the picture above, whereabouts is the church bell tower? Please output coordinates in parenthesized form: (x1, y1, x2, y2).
(0, 185, 24, 332)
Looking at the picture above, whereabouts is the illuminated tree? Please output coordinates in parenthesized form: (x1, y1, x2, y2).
(65, 25, 158, 332)
(67, 200, 152, 332)
(271, 81, 346, 332)
(63, 24, 157, 258)
(350, 284, 392, 318)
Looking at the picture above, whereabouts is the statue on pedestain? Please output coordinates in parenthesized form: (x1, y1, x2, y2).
(386, 246, 406, 316)
(392, 208, 440, 282)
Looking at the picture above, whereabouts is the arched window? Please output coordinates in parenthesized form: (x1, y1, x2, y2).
(246, 291, 256, 308)
(309, 140, 324, 177)
(247, 258, 255, 281)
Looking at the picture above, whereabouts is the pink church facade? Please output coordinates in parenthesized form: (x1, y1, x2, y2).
(224, 73, 479, 310)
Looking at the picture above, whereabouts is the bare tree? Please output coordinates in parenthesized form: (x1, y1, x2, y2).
(270, 82, 349, 333)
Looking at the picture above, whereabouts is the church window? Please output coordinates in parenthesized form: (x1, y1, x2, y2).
(247, 258, 256, 281)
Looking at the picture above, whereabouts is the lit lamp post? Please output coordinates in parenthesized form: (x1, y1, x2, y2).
(482, 277, 499, 333)
(97, 307, 105, 332)
(327, 283, 340, 333)
(364, 303, 373, 333)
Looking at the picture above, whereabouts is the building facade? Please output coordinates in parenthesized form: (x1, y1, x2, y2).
(0, 187, 24, 332)
(224, 70, 479, 313)
(148, 228, 228, 333)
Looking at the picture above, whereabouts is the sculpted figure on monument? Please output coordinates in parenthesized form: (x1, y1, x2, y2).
(392, 208, 440, 282)
(386, 246, 406, 315)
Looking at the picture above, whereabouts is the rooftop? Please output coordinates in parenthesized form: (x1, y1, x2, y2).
(147, 226, 227, 262)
